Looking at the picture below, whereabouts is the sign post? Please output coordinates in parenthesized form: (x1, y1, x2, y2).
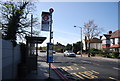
(41, 8, 54, 79)
(48, 8, 54, 79)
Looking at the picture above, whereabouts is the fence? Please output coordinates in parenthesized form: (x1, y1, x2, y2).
(2, 39, 21, 80)
(0, 38, 2, 81)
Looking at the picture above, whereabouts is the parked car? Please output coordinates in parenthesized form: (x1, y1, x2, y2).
(64, 50, 76, 57)
(40, 50, 46, 52)
(53, 50, 56, 54)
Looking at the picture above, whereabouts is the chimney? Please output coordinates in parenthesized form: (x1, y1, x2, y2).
(100, 36, 102, 39)
(108, 31, 112, 35)
(85, 36, 87, 41)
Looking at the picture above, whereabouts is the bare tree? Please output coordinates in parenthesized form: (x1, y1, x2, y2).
(83, 20, 101, 50)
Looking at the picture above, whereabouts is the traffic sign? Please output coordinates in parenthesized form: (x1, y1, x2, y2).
(42, 15, 49, 21)
(49, 8, 54, 13)
(41, 12, 50, 31)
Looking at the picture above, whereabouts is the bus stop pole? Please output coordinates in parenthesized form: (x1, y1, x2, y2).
(49, 8, 54, 79)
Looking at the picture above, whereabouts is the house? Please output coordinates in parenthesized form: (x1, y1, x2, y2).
(89, 37, 102, 50)
(54, 42, 65, 52)
(83, 37, 102, 50)
(101, 31, 112, 48)
(110, 29, 120, 52)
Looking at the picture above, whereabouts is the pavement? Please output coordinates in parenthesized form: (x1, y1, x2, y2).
(22, 59, 62, 81)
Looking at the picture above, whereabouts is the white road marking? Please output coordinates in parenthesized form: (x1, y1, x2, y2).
(113, 67, 120, 70)
(81, 60, 91, 63)
(82, 60, 100, 66)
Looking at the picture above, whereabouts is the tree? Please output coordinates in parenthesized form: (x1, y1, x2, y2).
(65, 44, 72, 50)
(0, 1, 39, 41)
(73, 41, 82, 53)
(54, 42, 65, 52)
(83, 20, 102, 50)
(39, 46, 47, 51)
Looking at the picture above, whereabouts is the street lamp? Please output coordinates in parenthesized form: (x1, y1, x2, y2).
(31, 14, 33, 37)
(74, 26, 82, 57)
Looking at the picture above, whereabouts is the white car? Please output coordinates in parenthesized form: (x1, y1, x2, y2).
(64, 50, 76, 57)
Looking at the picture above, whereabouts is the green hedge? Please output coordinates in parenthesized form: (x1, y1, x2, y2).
(96, 52, 119, 58)
(111, 52, 119, 58)
(88, 48, 101, 56)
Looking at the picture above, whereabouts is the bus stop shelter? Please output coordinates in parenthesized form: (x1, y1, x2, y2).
(25, 36, 46, 73)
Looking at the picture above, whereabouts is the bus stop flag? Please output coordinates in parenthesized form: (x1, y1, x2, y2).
(41, 12, 50, 31)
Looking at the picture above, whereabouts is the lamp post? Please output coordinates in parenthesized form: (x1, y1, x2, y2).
(31, 14, 33, 37)
(74, 26, 82, 57)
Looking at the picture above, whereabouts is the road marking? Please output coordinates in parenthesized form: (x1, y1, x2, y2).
(78, 72, 92, 79)
(71, 66, 79, 70)
(81, 60, 91, 63)
(113, 67, 120, 70)
(109, 77, 120, 81)
(67, 66, 73, 70)
(80, 66, 86, 69)
(86, 71, 98, 78)
(57, 66, 100, 79)
(91, 70, 100, 74)
(51, 64, 68, 81)
(71, 73, 84, 79)
(70, 70, 99, 79)
(58, 66, 79, 71)
(61, 66, 69, 71)
(74, 64, 77, 65)
(58, 66, 92, 71)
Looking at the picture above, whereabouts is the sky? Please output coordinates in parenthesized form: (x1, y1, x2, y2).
(32, 2, 118, 46)
(0, 1, 119, 46)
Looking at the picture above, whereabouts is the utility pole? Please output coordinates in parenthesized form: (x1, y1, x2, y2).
(30, 14, 33, 55)
(31, 14, 33, 37)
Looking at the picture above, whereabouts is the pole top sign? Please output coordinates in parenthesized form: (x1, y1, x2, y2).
(49, 8, 54, 13)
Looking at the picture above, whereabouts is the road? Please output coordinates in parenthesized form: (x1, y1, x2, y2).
(38, 52, 120, 81)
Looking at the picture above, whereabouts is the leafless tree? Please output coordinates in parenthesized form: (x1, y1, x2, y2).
(83, 20, 102, 50)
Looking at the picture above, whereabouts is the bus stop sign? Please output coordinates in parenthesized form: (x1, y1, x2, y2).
(47, 43, 53, 63)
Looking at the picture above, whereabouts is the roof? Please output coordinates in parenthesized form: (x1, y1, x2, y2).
(110, 29, 120, 38)
(110, 44, 120, 48)
(103, 34, 111, 39)
(85, 37, 102, 43)
(25, 36, 46, 44)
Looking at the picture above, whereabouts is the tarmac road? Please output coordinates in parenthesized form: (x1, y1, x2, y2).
(52, 53, 120, 81)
